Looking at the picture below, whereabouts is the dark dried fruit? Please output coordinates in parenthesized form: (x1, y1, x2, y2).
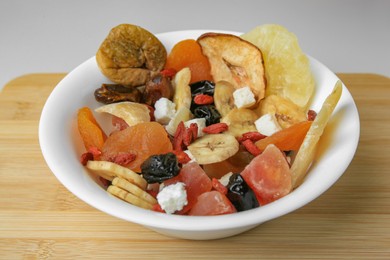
(226, 173, 259, 211)
(142, 74, 173, 106)
(94, 84, 142, 104)
(190, 80, 215, 97)
(141, 153, 180, 183)
(193, 105, 221, 126)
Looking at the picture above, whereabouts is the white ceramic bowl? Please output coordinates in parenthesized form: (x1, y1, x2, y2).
(39, 30, 360, 240)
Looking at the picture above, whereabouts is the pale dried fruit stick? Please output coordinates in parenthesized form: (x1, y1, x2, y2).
(214, 80, 235, 117)
(112, 177, 157, 205)
(107, 185, 154, 210)
(86, 160, 147, 189)
(173, 67, 192, 111)
(95, 101, 150, 127)
(291, 80, 342, 188)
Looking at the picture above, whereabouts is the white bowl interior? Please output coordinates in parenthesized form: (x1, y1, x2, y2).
(39, 30, 360, 240)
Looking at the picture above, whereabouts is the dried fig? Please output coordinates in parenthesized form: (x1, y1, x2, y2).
(96, 24, 167, 87)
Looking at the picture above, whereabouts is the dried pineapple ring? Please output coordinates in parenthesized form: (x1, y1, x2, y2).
(241, 24, 315, 109)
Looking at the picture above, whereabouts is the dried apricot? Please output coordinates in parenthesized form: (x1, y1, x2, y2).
(77, 107, 107, 150)
(165, 39, 213, 83)
(255, 121, 312, 151)
(101, 122, 173, 172)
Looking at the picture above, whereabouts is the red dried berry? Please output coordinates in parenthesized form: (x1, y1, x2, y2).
(144, 104, 156, 121)
(152, 203, 165, 213)
(80, 152, 94, 165)
(307, 109, 317, 121)
(202, 122, 229, 134)
(109, 152, 136, 166)
(172, 150, 191, 164)
(173, 121, 186, 151)
(160, 68, 177, 79)
(88, 146, 102, 160)
(211, 178, 228, 195)
(238, 131, 267, 143)
(242, 139, 262, 156)
(189, 123, 198, 141)
(194, 94, 214, 105)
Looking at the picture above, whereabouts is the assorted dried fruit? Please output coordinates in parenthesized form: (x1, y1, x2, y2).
(75, 24, 342, 216)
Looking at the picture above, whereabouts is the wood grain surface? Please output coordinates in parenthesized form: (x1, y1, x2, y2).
(0, 73, 389, 259)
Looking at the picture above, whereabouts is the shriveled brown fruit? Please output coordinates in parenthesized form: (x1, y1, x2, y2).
(197, 33, 266, 102)
(96, 24, 167, 87)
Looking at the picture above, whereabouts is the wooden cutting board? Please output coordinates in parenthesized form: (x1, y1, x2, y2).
(0, 73, 389, 259)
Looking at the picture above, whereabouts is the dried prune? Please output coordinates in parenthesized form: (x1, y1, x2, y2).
(193, 105, 221, 126)
(141, 153, 180, 184)
(190, 80, 215, 97)
(94, 84, 142, 104)
(226, 173, 259, 211)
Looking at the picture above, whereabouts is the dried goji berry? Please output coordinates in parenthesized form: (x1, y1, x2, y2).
(211, 178, 228, 195)
(183, 128, 193, 147)
(160, 68, 177, 79)
(242, 139, 261, 156)
(144, 104, 156, 121)
(307, 110, 317, 121)
(238, 131, 267, 143)
(109, 152, 137, 166)
(173, 121, 186, 151)
(202, 122, 228, 134)
(88, 146, 102, 160)
(152, 203, 165, 213)
(188, 123, 198, 141)
(172, 150, 191, 164)
(80, 152, 93, 165)
(194, 94, 214, 105)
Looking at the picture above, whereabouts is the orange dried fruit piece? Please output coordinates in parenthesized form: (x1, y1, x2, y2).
(77, 107, 107, 150)
(165, 39, 213, 83)
(255, 121, 312, 152)
(101, 122, 173, 172)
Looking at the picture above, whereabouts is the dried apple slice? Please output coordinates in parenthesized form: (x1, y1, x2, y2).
(95, 101, 150, 127)
(197, 33, 266, 101)
(291, 81, 342, 188)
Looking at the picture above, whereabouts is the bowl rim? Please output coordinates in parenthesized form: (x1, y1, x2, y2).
(39, 29, 360, 231)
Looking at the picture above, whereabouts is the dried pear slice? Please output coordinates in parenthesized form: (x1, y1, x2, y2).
(291, 81, 342, 188)
(197, 33, 266, 101)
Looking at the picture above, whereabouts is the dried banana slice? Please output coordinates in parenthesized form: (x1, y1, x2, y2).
(220, 108, 258, 137)
(173, 67, 192, 111)
(165, 106, 193, 136)
(255, 95, 307, 129)
(187, 133, 239, 164)
(112, 177, 157, 205)
(214, 80, 235, 117)
(107, 185, 154, 210)
(95, 101, 150, 127)
(86, 160, 147, 190)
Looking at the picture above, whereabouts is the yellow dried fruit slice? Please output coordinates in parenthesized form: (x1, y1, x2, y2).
(290, 81, 342, 188)
(95, 101, 150, 127)
(241, 24, 315, 109)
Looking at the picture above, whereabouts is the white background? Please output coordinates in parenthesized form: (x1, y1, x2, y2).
(0, 0, 389, 91)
